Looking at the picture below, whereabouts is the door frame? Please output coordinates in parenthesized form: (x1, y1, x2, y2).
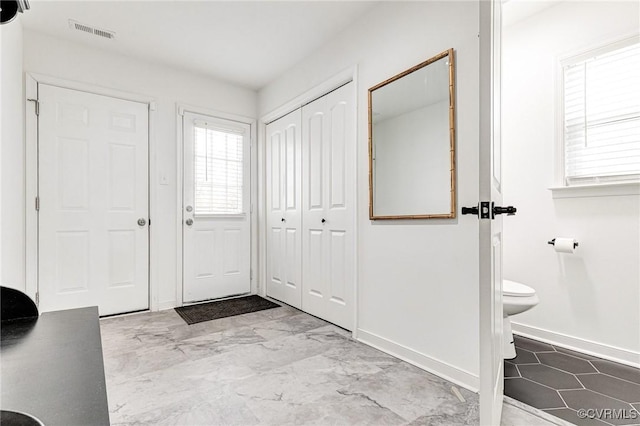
(175, 103, 257, 307)
(257, 66, 359, 336)
(24, 73, 157, 311)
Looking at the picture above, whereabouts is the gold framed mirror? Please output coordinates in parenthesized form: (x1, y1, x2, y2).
(368, 48, 456, 220)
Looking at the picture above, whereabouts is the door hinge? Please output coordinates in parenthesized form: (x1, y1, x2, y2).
(35, 291, 39, 306)
(250, 269, 253, 280)
(35, 196, 40, 211)
(27, 98, 39, 116)
(148, 218, 151, 226)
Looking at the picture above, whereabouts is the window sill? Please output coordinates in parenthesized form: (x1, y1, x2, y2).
(194, 213, 247, 218)
(549, 182, 640, 199)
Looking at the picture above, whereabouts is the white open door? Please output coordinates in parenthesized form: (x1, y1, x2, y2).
(38, 84, 150, 316)
(182, 112, 251, 303)
(479, 0, 506, 424)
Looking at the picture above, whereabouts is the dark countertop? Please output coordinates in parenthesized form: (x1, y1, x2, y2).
(1, 307, 110, 426)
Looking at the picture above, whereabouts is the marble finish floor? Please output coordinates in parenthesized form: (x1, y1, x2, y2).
(100, 305, 558, 425)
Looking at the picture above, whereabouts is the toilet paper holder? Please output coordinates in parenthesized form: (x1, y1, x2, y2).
(547, 238, 579, 249)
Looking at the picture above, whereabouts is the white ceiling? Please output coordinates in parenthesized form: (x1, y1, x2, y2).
(21, 0, 379, 90)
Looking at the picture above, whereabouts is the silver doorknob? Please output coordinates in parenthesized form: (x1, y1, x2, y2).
(185, 218, 193, 226)
(186, 205, 193, 212)
(137, 218, 147, 226)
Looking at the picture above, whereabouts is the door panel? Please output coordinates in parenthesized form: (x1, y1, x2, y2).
(108, 143, 136, 209)
(38, 84, 149, 316)
(479, 0, 504, 423)
(182, 113, 251, 303)
(302, 82, 355, 330)
(266, 110, 302, 308)
(329, 102, 347, 208)
(107, 230, 136, 287)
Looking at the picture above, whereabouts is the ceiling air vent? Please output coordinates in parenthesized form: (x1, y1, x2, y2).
(68, 20, 116, 40)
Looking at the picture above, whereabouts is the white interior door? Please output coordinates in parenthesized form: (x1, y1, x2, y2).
(265, 109, 302, 308)
(38, 84, 149, 316)
(301, 82, 355, 330)
(479, 0, 504, 424)
(182, 112, 251, 303)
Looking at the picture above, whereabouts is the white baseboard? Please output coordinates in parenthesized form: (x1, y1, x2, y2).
(356, 329, 479, 393)
(511, 322, 640, 368)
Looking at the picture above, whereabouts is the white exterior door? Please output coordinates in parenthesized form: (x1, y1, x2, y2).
(182, 112, 251, 303)
(479, 0, 504, 424)
(38, 84, 149, 316)
(301, 82, 355, 330)
(265, 109, 302, 308)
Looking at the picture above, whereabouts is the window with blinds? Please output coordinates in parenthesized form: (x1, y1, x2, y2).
(193, 123, 244, 215)
(562, 38, 640, 185)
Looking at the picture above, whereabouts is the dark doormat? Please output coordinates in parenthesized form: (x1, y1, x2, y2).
(174, 295, 281, 325)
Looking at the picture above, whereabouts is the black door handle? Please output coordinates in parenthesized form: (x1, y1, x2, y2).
(462, 203, 516, 219)
(493, 206, 517, 216)
(461, 206, 479, 216)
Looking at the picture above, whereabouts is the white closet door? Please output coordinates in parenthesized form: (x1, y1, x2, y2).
(265, 109, 302, 308)
(302, 82, 355, 330)
(38, 84, 149, 316)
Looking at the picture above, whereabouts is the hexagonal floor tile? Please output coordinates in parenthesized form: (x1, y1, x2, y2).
(560, 389, 639, 426)
(514, 335, 555, 353)
(591, 360, 640, 385)
(544, 408, 610, 426)
(505, 361, 519, 378)
(538, 351, 597, 375)
(519, 364, 583, 390)
(504, 378, 565, 410)
(509, 347, 539, 365)
(578, 373, 640, 404)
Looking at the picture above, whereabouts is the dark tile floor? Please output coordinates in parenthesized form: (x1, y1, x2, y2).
(505, 335, 640, 426)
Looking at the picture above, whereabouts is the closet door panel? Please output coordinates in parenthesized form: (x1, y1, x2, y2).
(329, 230, 347, 305)
(307, 112, 325, 210)
(266, 109, 302, 308)
(302, 102, 326, 317)
(302, 82, 355, 330)
(324, 83, 355, 329)
(329, 101, 347, 209)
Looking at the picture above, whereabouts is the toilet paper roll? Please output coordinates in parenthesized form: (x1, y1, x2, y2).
(554, 237, 577, 254)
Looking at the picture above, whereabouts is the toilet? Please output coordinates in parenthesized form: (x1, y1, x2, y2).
(503, 279, 539, 359)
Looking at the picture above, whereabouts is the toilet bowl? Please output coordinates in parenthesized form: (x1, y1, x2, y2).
(503, 279, 539, 359)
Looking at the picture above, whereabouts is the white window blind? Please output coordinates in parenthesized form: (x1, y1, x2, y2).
(562, 39, 640, 185)
(193, 122, 244, 215)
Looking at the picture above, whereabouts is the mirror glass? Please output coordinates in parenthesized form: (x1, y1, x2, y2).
(369, 49, 455, 219)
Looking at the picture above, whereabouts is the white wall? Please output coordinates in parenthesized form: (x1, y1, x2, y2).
(1, 17, 25, 292)
(503, 1, 640, 365)
(374, 101, 450, 216)
(260, 2, 481, 389)
(20, 30, 257, 309)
